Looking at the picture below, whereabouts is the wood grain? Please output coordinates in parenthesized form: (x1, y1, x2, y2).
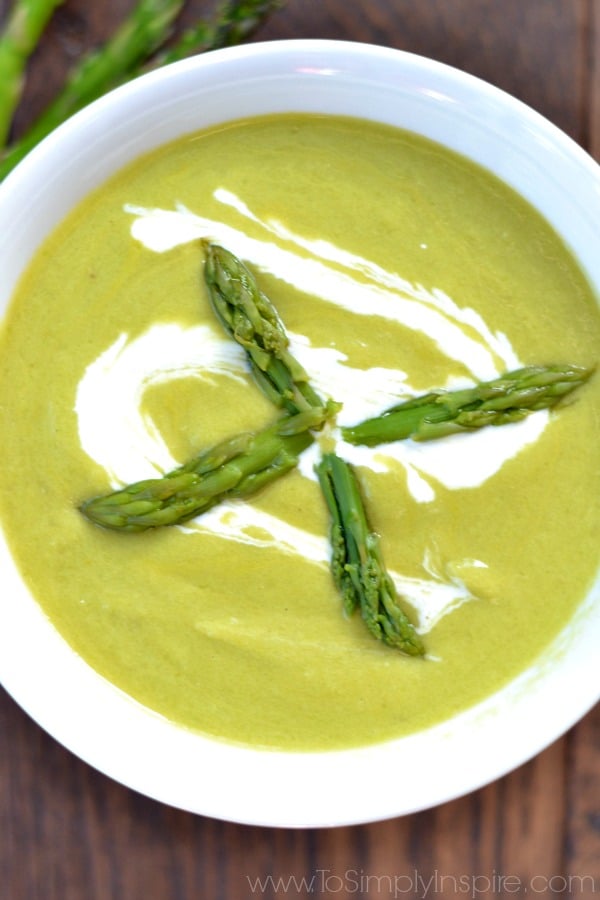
(1, 2, 598, 898)
(590, 0, 600, 158)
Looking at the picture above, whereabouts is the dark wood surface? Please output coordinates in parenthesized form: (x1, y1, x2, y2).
(1, 1, 599, 897)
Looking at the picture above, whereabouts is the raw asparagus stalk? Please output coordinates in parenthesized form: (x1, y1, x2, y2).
(0, 0, 285, 181)
(142, 0, 283, 69)
(0, 0, 63, 146)
(342, 364, 595, 446)
(0, 0, 184, 179)
(204, 243, 333, 416)
(316, 452, 425, 656)
(80, 407, 330, 533)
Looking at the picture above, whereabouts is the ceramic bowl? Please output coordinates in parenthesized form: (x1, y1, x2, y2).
(0, 39, 599, 828)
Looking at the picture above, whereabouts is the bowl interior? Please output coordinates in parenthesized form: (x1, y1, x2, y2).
(0, 39, 599, 828)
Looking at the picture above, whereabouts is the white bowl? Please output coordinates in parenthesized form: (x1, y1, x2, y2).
(1, 39, 599, 828)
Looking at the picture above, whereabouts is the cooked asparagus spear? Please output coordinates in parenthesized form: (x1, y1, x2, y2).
(0, 0, 63, 146)
(80, 406, 330, 533)
(205, 245, 423, 654)
(204, 243, 332, 416)
(342, 364, 595, 446)
(316, 452, 425, 656)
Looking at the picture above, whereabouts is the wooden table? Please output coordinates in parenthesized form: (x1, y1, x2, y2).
(1, 2, 598, 897)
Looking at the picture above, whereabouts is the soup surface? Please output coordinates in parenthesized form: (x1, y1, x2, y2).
(0, 114, 598, 750)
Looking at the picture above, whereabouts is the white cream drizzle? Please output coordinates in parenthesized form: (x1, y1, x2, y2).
(127, 197, 516, 382)
(74, 189, 549, 634)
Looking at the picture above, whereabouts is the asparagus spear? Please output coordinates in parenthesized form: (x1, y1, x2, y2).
(342, 364, 595, 446)
(204, 243, 333, 416)
(80, 406, 330, 533)
(0, 0, 63, 147)
(204, 244, 424, 655)
(142, 0, 284, 69)
(0, 0, 184, 180)
(0, 0, 285, 181)
(316, 452, 425, 656)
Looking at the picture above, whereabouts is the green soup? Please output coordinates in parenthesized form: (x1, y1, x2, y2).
(0, 114, 598, 750)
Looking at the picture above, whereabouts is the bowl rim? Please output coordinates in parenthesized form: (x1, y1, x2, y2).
(0, 38, 599, 829)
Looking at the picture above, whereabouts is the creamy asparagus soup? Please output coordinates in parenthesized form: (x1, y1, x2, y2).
(0, 114, 598, 750)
